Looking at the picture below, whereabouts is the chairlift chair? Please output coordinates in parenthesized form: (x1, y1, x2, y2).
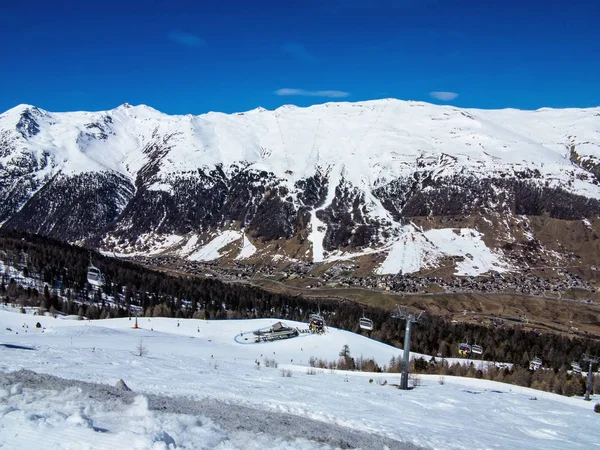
(309, 308, 326, 332)
(471, 344, 483, 355)
(529, 357, 543, 371)
(309, 305, 325, 323)
(458, 343, 471, 356)
(309, 312, 324, 324)
(571, 361, 582, 374)
(87, 264, 104, 288)
(359, 316, 374, 331)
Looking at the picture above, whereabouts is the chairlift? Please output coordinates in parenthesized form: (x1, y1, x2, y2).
(458, 343, 471, 356)
(309, 312, 324, 325)
(309, 304, 324, 321)
(391, 305, 404, 319)
(529, 357, 543, 371)
(471, 344, 483, 355)
(571, 361, 582, 374)
(87, 264, 104, 288)
(309, 306, 326, 332)
(309, 317, 325, 333)
(359, 312, 374, 331)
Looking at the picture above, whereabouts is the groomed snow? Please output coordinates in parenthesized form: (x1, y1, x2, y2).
(0, 308, 597, 449)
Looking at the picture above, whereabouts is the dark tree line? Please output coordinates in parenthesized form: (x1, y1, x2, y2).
(104, 166, 299, 245)
(3, 172, 134, 242)
(374, 174, 600, 220)
(309, 347, 600, 399)
(1, 228, 599, 371)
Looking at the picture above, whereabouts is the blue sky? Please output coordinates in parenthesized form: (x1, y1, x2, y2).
(1, 0, 599, 114)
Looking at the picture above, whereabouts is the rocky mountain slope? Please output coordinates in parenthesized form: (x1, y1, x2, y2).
(1, 99, 600, 277)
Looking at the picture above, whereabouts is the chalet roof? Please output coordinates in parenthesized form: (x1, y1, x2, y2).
(272, 321, 288, 331)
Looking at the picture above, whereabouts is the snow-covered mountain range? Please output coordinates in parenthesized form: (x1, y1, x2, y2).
(2, 99, 600, 275)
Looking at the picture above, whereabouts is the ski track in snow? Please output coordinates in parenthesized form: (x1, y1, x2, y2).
(0, 308, 598, 449)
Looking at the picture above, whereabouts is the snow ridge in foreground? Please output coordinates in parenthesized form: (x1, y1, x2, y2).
(0, 370, 417, 450)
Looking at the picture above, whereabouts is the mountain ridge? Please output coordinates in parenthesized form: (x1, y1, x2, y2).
(2, 98, 600, 276)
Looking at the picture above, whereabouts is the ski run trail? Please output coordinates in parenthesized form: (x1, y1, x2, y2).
(0, 306, 598, 449)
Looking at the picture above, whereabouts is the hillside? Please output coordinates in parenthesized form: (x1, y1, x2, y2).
(2, 228, 599, 368)
(2, 100, 600, 277)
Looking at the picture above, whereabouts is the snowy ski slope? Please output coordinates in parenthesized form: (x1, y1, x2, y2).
(0, 308, 597, 449)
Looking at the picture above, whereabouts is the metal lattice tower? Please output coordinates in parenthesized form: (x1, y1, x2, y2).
(391, 306, 424, 390)
(582, 354, 599, 401)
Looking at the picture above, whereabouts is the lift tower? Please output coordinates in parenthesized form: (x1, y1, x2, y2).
(391, 306, 424, 390)
(583, 353, 599, 401)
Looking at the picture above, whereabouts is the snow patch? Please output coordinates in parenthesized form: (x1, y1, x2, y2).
(177, 234, 200, 258)
(377, 225, 510, 275)
(236, 234, 257, 260)
(308, 165, 343, 263)
(188, 230, 242, 261)
(147, 182, 174, 195)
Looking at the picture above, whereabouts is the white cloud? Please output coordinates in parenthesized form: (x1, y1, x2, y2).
(274, 88, 350, 98)
(429, 91, 459, 101)
(168, 31, 206, 48)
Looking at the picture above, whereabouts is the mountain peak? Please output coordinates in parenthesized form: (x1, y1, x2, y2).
(0, 104, 41, 119)
(112, 103, 162, 119)
(115, 103, 159, 112)
(0, 104, 49, 138)
(12, 103, 37, 112)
